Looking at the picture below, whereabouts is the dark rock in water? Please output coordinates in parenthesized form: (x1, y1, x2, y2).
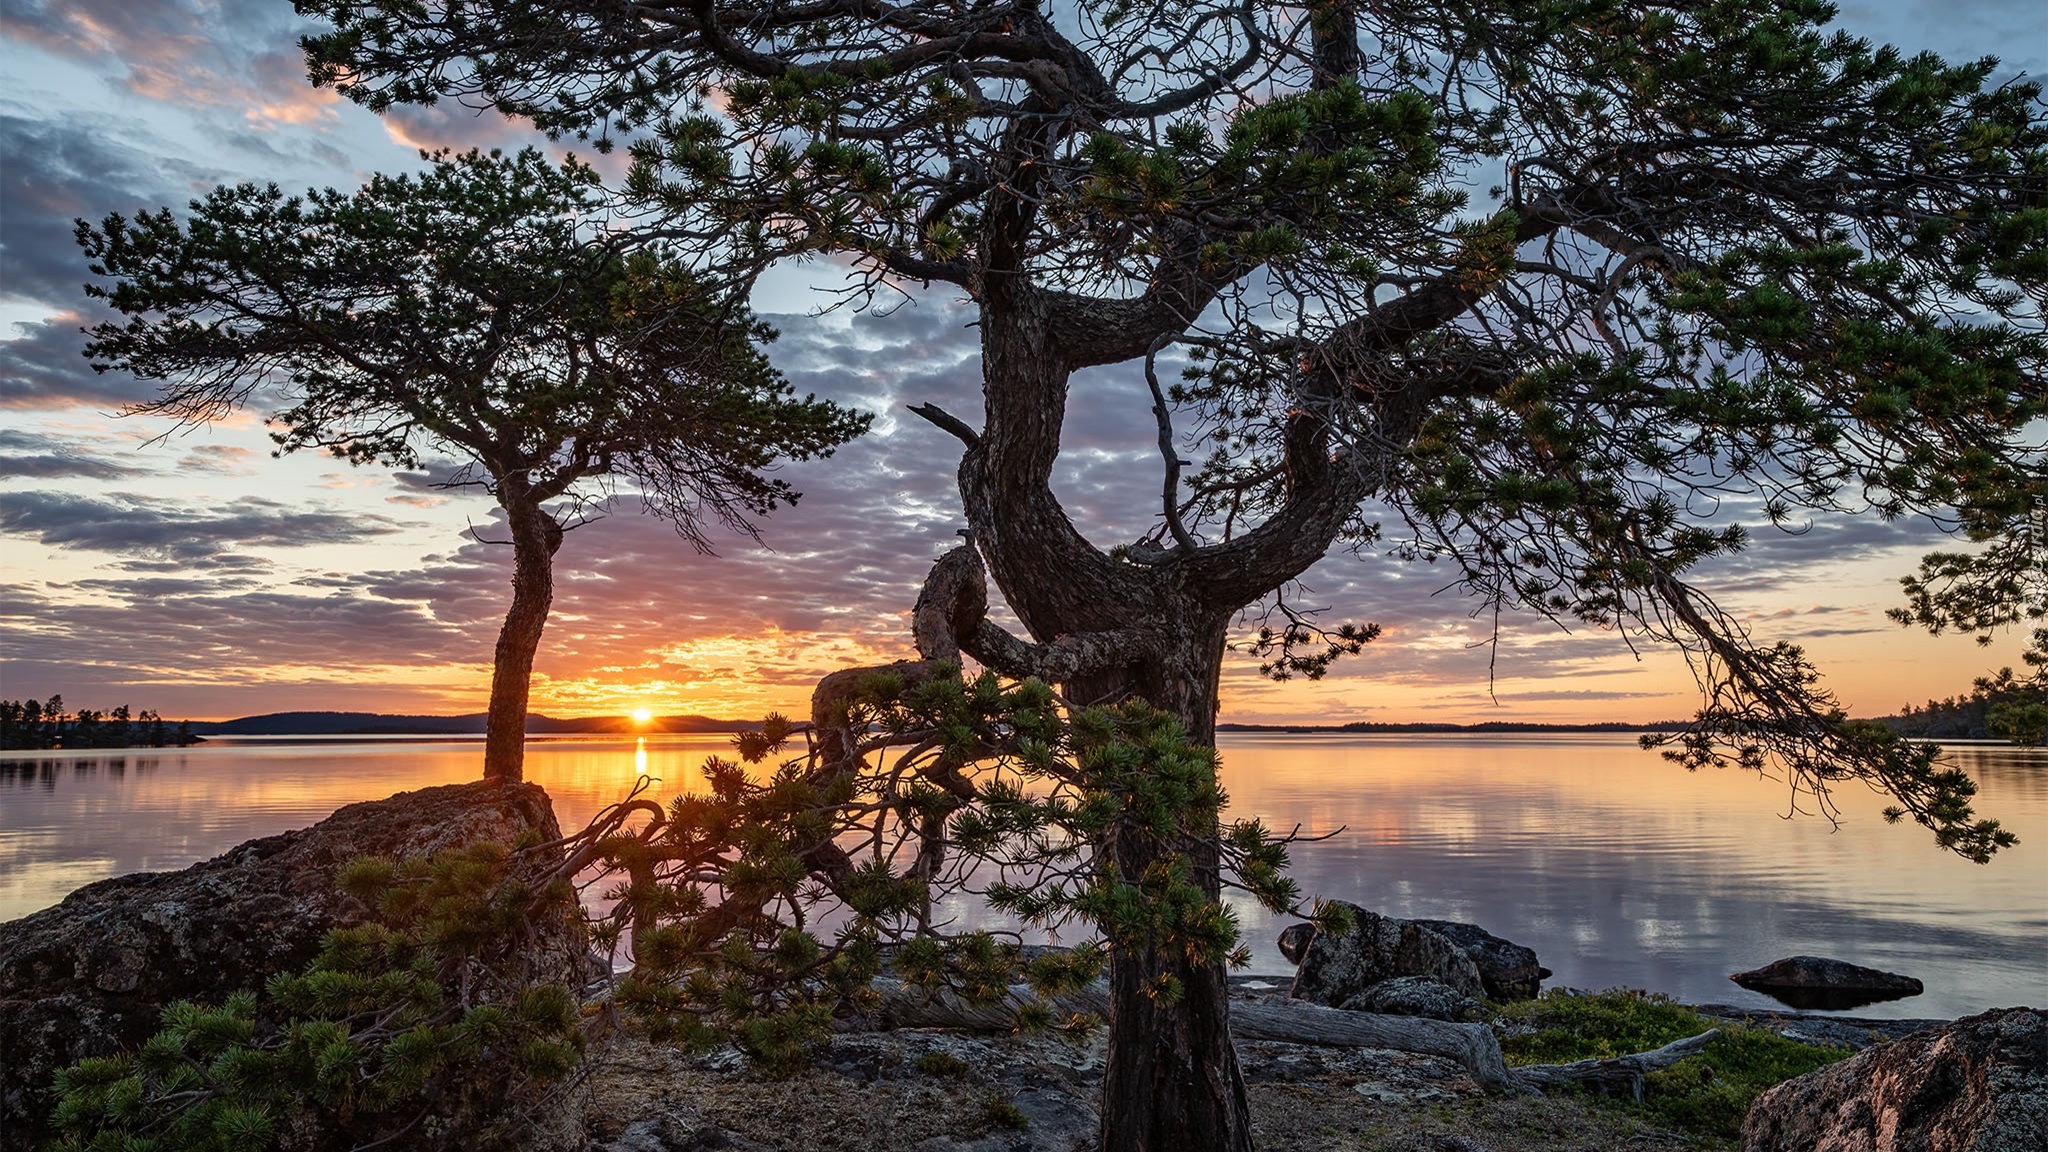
(1277, 921, 1317, 965)
(1740, 1007, 2047, 1152)
(1277, 910, 1546, 1000)
(1411, 919, 1548, 1000)
(1338, 975, 1485, 1022)
(1289, 901, 1485, 1006)
(1731, 955, 1923, 1011)
(0, 780, 572, 1142)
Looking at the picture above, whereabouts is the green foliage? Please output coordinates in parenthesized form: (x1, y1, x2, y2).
(976, 1094, 1031, 1132)
(49, 843, 584, 1152)
(587, 667, 1307, 1073)
(912, 1050, 971, 1078)
(77, 146, 870, 552)
(1497, 989, 1850, 1140)
(1498, 988, 1715, 1064)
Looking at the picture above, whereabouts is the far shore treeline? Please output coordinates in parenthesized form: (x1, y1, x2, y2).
(0, 696, 199, 750)
(6, 669, 2042, 747)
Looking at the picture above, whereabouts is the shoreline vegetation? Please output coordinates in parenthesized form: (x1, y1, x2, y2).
(15, 709, 2034, 744)
(0, 696, 200, 751)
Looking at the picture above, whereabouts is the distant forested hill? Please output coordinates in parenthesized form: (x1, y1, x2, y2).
(1877, 647, 2048, 746)
(1215, 720, 1688, 734)
(189, 712, 760, 736)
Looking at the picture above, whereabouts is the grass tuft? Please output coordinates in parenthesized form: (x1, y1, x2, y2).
(1496, 988, 1850, 1141)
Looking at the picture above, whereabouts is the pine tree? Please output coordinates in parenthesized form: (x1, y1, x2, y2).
(292, 2, 2042, 1143)
(79, 149, 870, 783)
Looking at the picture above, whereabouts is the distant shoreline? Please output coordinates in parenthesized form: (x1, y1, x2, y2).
(39, 711, 2027, 742)
(1217, 720, 1690, 734)
(181, 711, 765, 737)
(168, 710, 1701, 738)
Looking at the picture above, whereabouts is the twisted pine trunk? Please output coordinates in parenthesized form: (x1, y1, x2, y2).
(952, 289, 1276, 1151)
(483, 494, 563, 784)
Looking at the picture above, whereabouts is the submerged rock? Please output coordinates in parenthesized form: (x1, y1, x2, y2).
(1741, 1007, 2046, 1151)
(1289, 902, 1486, 1006)
(0, 780, 572, 1141)
(1731, 955, 1923, 1011)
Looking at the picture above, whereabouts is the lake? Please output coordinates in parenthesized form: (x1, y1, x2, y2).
(2, 733, 2042, 1019)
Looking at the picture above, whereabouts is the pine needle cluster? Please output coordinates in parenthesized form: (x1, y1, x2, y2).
(588, 667, 1312, 1073)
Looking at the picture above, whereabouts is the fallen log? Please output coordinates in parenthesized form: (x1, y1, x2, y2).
(858, 979, 1516, 1090)
(854, 979, 1719, 1098)
(1509, 1027, 1720, 1101)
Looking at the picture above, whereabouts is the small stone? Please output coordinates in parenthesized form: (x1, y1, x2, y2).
(1353, 1081, 1413, 1104)
(1277, 921, 1317, 965)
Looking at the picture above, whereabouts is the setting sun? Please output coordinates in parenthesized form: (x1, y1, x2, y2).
(630, 707, 653, 725)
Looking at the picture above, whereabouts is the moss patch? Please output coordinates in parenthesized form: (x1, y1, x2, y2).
(1497, 989, 1850, 1141)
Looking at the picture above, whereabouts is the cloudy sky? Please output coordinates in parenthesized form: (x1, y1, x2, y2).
(1, 1, 2042, 724)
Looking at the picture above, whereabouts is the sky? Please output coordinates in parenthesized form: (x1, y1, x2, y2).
(1, 1, 2043, 725)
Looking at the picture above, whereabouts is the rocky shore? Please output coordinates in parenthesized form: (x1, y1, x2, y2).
(2, 785, 2040, 1152)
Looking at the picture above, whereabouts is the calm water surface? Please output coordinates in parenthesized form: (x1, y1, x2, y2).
(3, 733, 2042, 1018)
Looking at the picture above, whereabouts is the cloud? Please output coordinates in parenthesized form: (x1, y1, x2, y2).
(175, 443, 262, 476)
(0, 0, 340, 129)
(377, 103, 541, 156)
(0, 312, 163, 410)
(0, 113, 220, 311)
(0, 428, 148, 478)
(1833, 0, 2048, 82)
(0, 489, 409, 560)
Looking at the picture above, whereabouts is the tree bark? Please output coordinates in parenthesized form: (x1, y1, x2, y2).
(483, 494, 563, 783)
(949, 288, 1304, 1151)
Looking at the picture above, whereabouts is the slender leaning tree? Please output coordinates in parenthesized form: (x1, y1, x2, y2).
(79, 148, 869, 784)
(296, 1, 2044, 1145)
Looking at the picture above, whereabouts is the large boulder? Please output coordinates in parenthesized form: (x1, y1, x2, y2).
(1741, 1007, 2046, 1151)
(0, 780, 573, 1141)
(1412, 918, 1551, 1000)
(1278, 907, 1547, 1001)
(1731, 955, 1924, 1011)
(1288, 901, 1485, 1006)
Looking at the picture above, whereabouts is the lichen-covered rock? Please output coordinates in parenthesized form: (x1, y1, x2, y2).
(1412, 919, 1550, 1000)
(1289, 902, 1485, 1006)
(1277, 911, 1547, 1001)
(1339, 976, 1486, 1022)
(1740, 1007, 2047, 1152)
(1731, 955, 1924, 1011)
(0, 780, 571, 1140)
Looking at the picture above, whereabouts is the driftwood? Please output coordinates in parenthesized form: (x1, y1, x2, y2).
(1229, 997, 1513, 1090)
(1509, 1027, 1721, 1101)
(854, 979, 1720, 1098)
